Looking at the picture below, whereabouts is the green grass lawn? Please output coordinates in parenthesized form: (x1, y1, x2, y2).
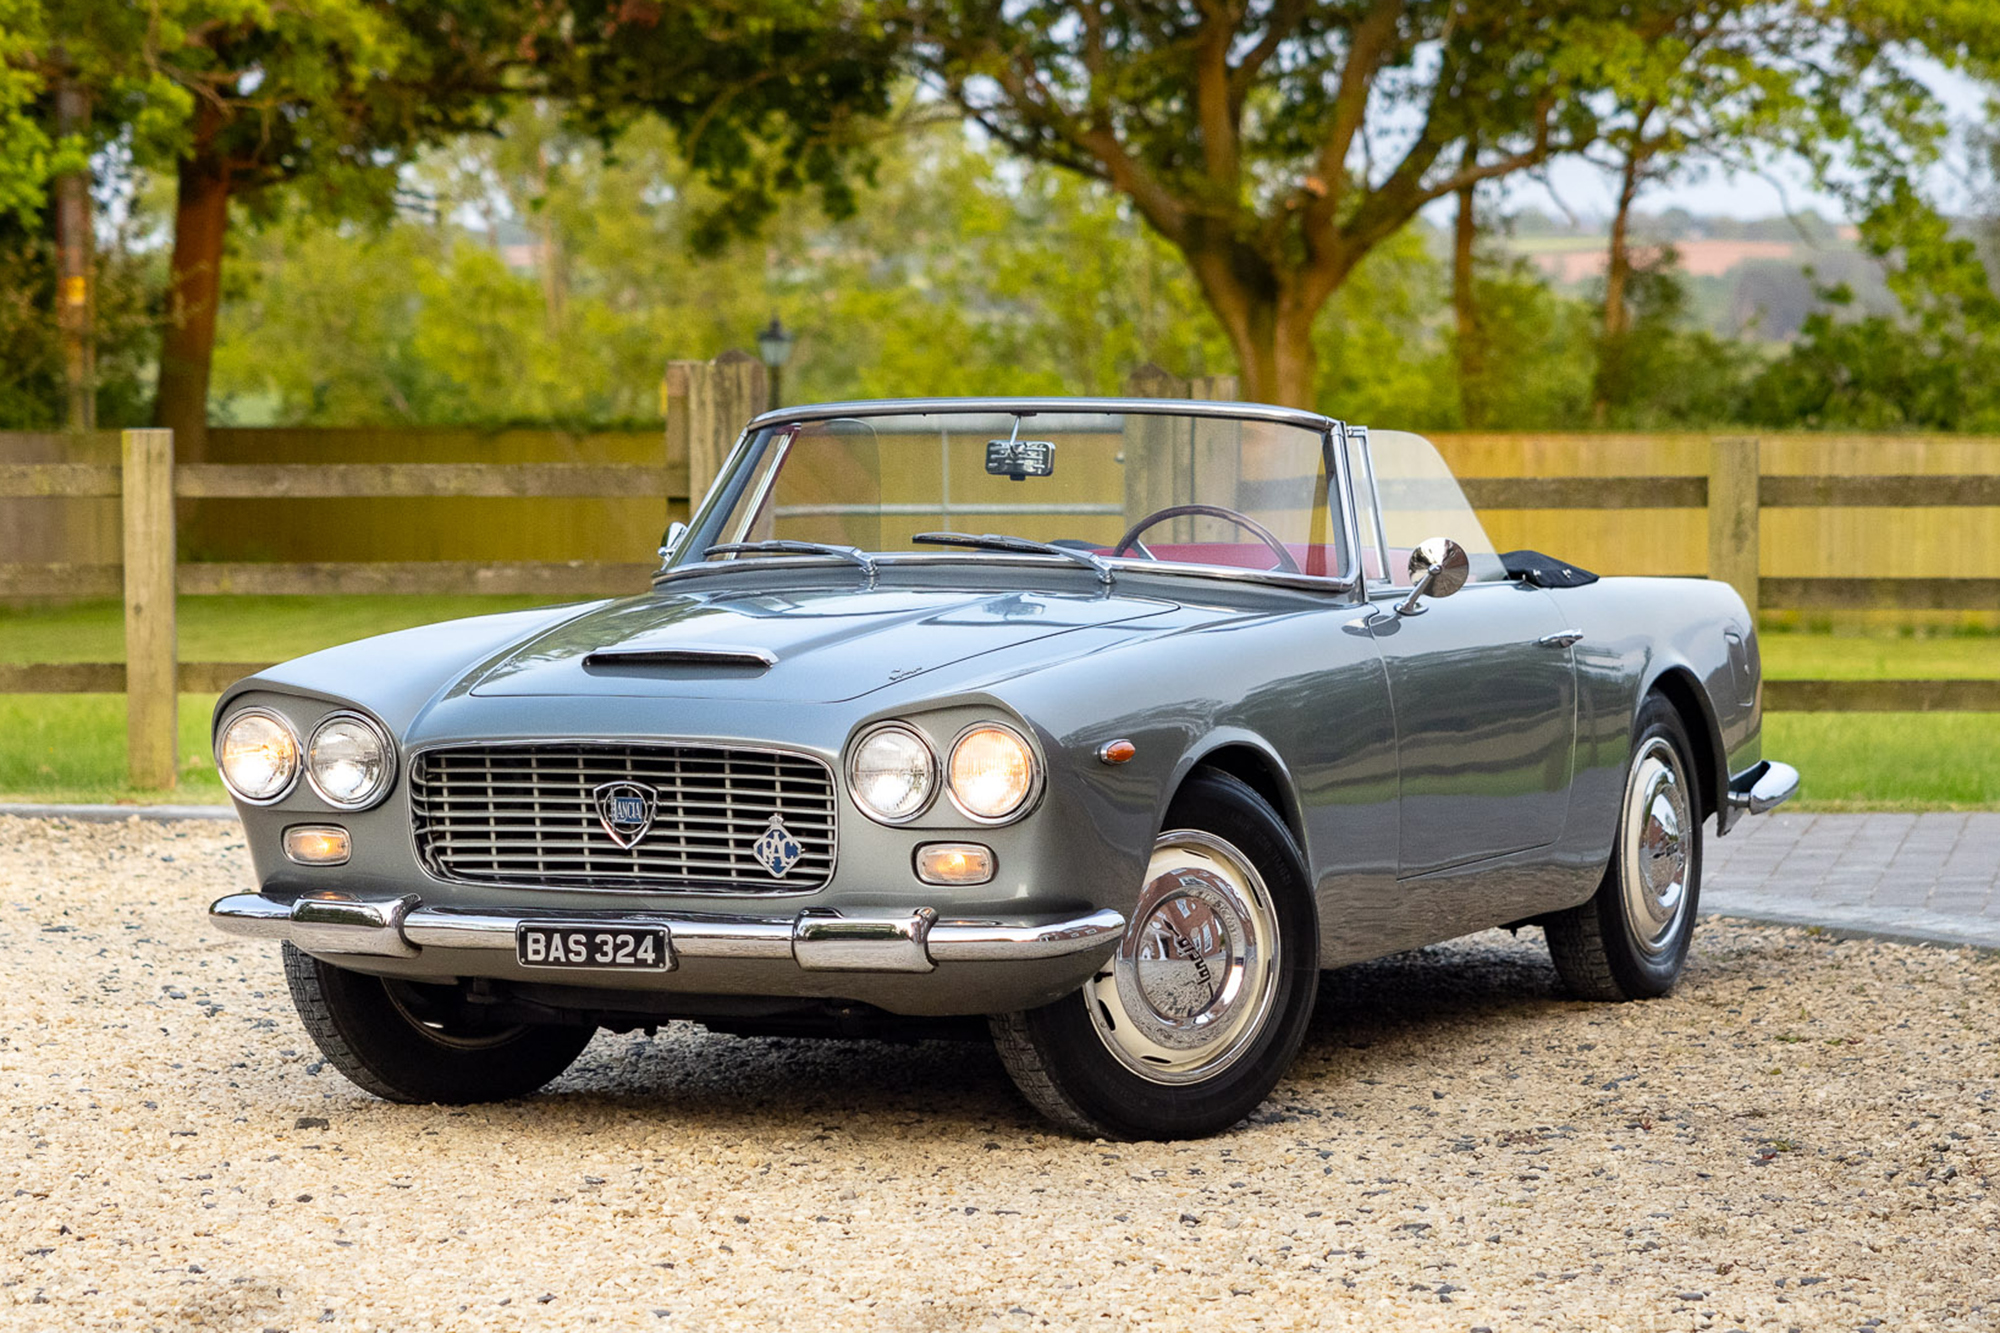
(0, 600, 1993, 808)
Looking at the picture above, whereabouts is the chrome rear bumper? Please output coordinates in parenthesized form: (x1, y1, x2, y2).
(1726, 759, 1799, 816)
(209, 892, 1125, 975)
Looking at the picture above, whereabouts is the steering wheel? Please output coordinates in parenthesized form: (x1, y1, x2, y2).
(1113, 504, 1301, 573)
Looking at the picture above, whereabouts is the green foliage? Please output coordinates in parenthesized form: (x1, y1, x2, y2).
(210, 112, 1239, 422)
(552, 0, 901, 246)
(0, 0, 58, 221)
(0, 207, 160, 427)
(1739, 183, 2000, 431)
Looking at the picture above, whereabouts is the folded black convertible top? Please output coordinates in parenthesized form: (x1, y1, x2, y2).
(1500, 549, 1600, 588)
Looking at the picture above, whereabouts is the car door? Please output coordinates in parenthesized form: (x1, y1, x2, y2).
(1366, 581, 1577, 874)
(1347, 428, 1579, 879)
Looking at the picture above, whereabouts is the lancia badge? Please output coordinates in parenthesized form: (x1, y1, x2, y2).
(751, 814, 804, 878)
(593, 781, 657, 849)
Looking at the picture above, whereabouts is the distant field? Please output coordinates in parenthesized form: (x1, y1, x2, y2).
(0, 599, 1992, 808)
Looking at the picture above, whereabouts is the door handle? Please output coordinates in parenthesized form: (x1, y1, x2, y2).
(1537, 629, 1584, 648)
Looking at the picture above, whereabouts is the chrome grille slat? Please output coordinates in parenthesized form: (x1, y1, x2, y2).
(410, 742, 837, 892)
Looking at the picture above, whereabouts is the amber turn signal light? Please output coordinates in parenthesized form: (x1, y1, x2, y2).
(1097, 738, 1137, 764)
(283, 825, 351, 866)
(915, 842, 995, 886)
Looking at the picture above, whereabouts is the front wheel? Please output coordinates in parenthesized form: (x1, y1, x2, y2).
(284, 943, 595, 1103)
(991, 770, 1318, 1139)
(1545, 695, 1703, 1000)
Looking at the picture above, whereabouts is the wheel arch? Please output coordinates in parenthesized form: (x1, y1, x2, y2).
(1644, 665, 1723, 824)
(1173, 737, 1307, 858)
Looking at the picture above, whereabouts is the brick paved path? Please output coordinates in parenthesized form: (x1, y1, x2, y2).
(1703, 812, 2000, 950)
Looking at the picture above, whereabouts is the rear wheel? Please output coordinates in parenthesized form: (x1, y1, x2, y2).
(991, 770, 1318, 1139)
(284, 943, 594, 1103)
(1545, 696, 1702, 1000)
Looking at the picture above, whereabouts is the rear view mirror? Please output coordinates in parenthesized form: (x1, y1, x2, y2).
(658, 521, 688, 564)
(1396, 537, 1468, 616)
(986, 438, 1055, 480)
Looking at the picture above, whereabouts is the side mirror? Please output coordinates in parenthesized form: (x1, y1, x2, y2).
(1395, 537, 1469, 616)
(657, 520, 689, 565)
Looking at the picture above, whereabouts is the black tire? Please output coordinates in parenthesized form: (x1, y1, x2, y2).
(1545, 694, 1703, 1001)
(991, 770, 1319, 1140)
(284, 943, 594, 1103)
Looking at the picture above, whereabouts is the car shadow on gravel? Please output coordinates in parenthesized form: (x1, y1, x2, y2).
(471, 924, 1772, 1138)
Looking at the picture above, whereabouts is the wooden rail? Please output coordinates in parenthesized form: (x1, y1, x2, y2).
(0, 356, 762, 788)
(2, 403, 1997, 789)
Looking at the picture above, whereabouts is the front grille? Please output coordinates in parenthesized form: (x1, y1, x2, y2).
(410, 743, 838, 891)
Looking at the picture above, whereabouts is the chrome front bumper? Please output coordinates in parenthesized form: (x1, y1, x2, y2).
(1726, 759, 1800, 815)
(209, 892, 1125, 975)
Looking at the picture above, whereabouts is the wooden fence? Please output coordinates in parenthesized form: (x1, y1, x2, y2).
(1, 357, 1995, 788)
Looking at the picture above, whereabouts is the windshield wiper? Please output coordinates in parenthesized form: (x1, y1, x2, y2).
(704, 540, 877, 577)
(913, 532, 1113, 586)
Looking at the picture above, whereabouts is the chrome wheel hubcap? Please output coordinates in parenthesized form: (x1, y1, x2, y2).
(1620, 737, 1692, 957)
(1085, 831, 1281, 1085)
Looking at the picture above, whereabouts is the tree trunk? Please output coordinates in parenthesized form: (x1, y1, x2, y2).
(1183, 257, 1323, 408)
(1593, 144, 1644, 424)
(1452, 176, 1485, 428)
(53, 69, 94, 431)
(153, 106, 233, 462)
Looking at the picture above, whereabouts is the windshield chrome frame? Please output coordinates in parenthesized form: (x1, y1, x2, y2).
(661, 399, 1361, 595)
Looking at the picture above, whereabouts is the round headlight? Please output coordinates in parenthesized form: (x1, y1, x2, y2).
(307, 713, 393, 809)
(216, 709, 300, 804)
(948, 723, 1038, 822)
(848, 724, 936, 824)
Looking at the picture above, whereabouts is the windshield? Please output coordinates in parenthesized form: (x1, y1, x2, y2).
(674, 407, 1348, 582)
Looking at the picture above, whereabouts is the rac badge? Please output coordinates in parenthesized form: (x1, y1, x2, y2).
(593, 781, 657, 849)
(751, 814, 804, 878)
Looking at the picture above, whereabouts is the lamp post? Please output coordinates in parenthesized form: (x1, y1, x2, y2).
(755, 314, 795, 410)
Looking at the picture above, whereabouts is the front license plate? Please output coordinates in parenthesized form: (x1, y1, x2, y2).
(516, 924, 671, 972)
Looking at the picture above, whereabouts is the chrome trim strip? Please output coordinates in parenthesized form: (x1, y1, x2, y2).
(745, 396, 1336, 434)
(1726, 760, 1800, 815)
(656, 550, 1356, 595)
(774, 502, 1126, 517)
(927, 909, 1128, 961)
(210, 894, 1124, 969)
(582, 646, 778, 669)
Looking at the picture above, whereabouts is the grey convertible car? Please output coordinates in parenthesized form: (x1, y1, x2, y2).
(210, 398, 1797, 1139)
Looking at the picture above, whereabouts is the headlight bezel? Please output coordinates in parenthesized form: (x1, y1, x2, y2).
(846, 722, 940, 825)
(305, 709, 397, 811)
(945, 721, 1043, 826)
(214, 706, 302, 806)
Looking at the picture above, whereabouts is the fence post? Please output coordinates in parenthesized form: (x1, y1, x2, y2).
(667, 350, 769, 509)
(122, 428, 176, 789)
(1708, 435, 1760, 621)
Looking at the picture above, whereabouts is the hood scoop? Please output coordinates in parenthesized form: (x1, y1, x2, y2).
(582, 645, 776, 674)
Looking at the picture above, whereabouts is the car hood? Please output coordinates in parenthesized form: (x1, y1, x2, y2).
(463, 584, 1180, 703)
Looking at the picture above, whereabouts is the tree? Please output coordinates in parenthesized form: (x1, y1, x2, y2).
(1572, 1, 1951, 421)
(4, 0, 902, 453)
(906, 1, 1637, 406)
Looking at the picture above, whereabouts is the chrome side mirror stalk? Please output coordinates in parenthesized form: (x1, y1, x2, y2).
(1395, 537, 1469, 616)
(657, 520, 689, 566)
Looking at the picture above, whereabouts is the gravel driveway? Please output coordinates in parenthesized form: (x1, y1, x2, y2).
(4, 816, 1998, 1332)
